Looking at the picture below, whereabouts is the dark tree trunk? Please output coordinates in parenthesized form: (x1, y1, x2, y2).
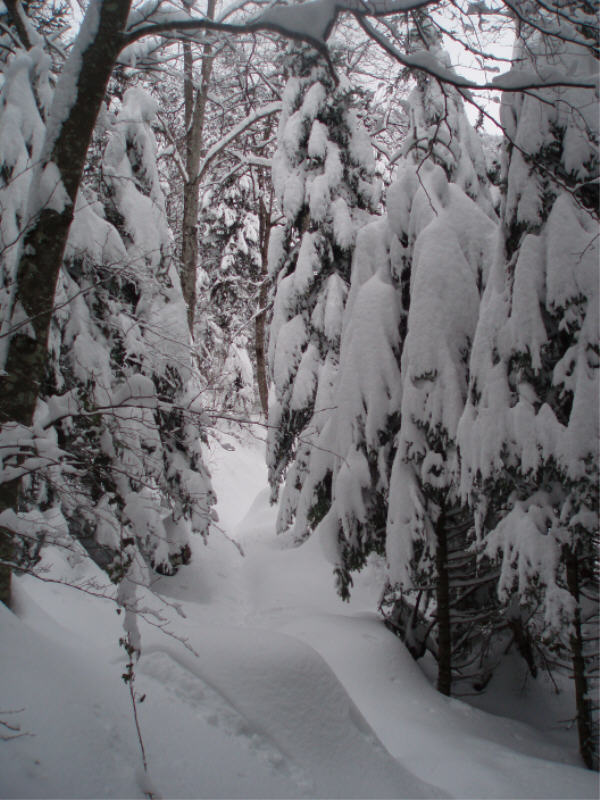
(0, 0, 133, 608)
(565, 549, 598, 770)
(435, 502, 452, 696)
(255, 192, 272, 417)
(4, 0, 32, 49)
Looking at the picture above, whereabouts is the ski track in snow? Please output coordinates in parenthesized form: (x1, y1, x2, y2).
(138, 649, 313, 795)
(1, 426, 597, 798)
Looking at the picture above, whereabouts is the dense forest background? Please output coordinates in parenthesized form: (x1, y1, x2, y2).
(0, 0, 598, 783)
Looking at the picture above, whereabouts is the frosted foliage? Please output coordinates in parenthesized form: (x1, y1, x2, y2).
(503, 38, 598, 229)
(282, 170, 305, 222)
(400, 220, 482, 459)
(336, 449, 370, 532)
(267, 226, 286, 278)
(315, 267, 403, 574)
(325, 99, 498, 597)
(0, 47, 50, 371)
(273, 315, 308, 395)
(387, 458, 429, 587)
(458, 26, 598, 640)
(331, 197, 353, 250)
(321, 273, 347, 344)
(267, 53, 379, 533)
(294, 232, 319, 294)
(302, 81, 327, 119)
(460, 207, 598, 498)
(6, 79, 214, 579)
(103, 88, 171, 271)
(382, 164, 496, 591)
(486, 498, 575, 633)
(346, 110, 375, 174)
(335, 271, 402, 457)
(271, 66, 376, 231)
(400, 41, 494, 216)
(344, 219, 393, 317)
(309, 173, 331, 222)
(282, 76, 301, 116)
(308, 120, 328, 159)
(222, 337, 256, 412)
(290, 342, 319, 412)
(385, 167, 419, 241)
(268, 274, 295, 370)
(65, 192, 125, 268)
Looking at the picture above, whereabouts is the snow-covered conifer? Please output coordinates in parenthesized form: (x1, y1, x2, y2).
(266, 45, 379, 539)
(313, 28, 500, 697)
(383, 160, 498, 693)
(401, 20, 494, 215)
(0, 40, 51, 369)
(5, 84, 215, 581)
(458, 22, 599, 766)
(195, 175, 262, 413)
(67, 86, 214, 576)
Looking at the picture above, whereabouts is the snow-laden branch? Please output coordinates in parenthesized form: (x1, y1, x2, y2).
(125, 0, 434, 44)
(156, 112, 190, 182)
(122, 0, 598, 93)
(230, 151, 273, 169)
(357, 15, 599, 92)
(195, 100, 282, 181)
(123, 0, 435, 56)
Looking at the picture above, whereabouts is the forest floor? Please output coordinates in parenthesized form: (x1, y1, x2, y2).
(1, 424, 598, 799)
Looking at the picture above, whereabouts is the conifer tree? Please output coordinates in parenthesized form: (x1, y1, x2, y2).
(195, 175, 264, 413)
(458, 18, 599, 766)
(266, 44, 379, 539)
(56, 87, 214, 577)
(1, 60, 214, 582)
(320, 27, 500, 695)
(383, 159, 498, 694)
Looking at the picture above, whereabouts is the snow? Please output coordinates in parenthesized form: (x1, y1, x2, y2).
(272, 315, 307, 391)
(1, 426, 596, 799)
(336, 269, 402, 453)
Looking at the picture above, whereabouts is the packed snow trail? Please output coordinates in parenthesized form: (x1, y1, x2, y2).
(0, 426, 597, 798)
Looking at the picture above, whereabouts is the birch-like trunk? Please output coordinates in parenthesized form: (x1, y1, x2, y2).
(180, 0, 216, 333)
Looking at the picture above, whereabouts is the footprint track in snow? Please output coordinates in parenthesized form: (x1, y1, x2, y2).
(139, 650, 313, 794)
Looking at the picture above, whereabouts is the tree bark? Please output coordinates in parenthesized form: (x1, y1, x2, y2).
(180, 0, 216, 334)
(435, 502, 452, 696)
(255, 190, 272, 417)
(0, 0, 132, 608)
(4, 0, 32, 49)
(565, 549, 597, 770)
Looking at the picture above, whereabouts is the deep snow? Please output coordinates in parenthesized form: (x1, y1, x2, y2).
(1, 425, 597, 799)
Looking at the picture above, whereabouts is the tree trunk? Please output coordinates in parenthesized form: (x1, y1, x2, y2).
(4, 0, 32, 49)
(565, 549, 597, 770)
(180, 0, 216, 334)
(435, 502, 452, 696)
(0, 0, 132, 608)
(255, 191, 272, 417)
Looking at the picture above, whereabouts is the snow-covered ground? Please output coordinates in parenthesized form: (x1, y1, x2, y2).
(1, 425, 597, 799)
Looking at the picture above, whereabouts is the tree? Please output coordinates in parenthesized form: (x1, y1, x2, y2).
(0, 12, 597, 762)
(195, 173, 265, 413)
(382, 157, 498, 695)
(0, 0, 133, 606)
(1, 32, 214, 585)
(180, 0, 216, 334)
(458, 9, 598, 766)
(266, 42, 379, 541)
(314, 28, 501, 695)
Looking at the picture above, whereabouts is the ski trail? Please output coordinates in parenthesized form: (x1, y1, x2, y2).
(139, 649, 313, 795)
